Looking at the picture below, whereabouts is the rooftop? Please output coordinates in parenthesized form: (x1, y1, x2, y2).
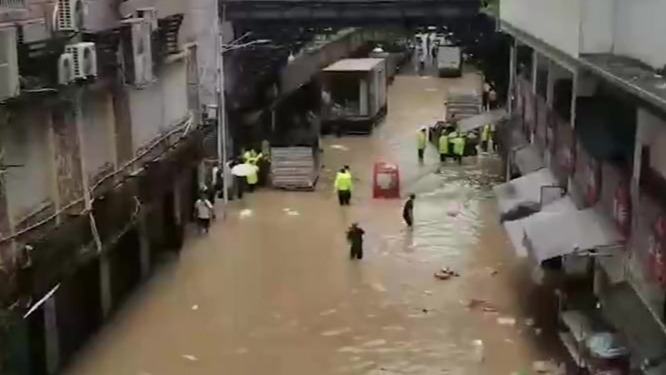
(580, 54, 666, 114)
(323, 58, 384, 72)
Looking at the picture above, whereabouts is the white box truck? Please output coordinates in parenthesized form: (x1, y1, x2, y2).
(437, 45, 463, 78)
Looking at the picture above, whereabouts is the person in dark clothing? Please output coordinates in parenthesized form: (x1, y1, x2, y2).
(403, 194, 415, 227)
(347, 222, 365, 260)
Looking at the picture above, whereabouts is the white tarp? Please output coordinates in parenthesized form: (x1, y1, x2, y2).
(503, 197, 577, 257)
(523, 208, 623, 263)
(458, 109, 509, 133)
(513, 144, 545, 174)
(493, 169, 556, 216)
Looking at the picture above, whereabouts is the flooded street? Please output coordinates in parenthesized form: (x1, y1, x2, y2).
(66, 71, 559, 375)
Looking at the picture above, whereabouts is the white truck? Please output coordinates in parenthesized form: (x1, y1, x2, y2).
(436, 45, 463, 78)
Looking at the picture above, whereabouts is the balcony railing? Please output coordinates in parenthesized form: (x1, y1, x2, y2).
(0, 0, 24, 8)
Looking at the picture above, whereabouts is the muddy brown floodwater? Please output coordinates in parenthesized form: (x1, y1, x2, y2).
(65, 71, 562, 375)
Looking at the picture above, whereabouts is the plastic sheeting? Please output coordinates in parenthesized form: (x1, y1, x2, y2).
(523, 207, 623, 263)
(493, 169, 556, 216)
(503, 197, 577, 257)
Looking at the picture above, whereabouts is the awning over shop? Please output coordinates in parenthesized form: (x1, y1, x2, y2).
(601, 283, 666, 374)
(503, 197, 577, 257)
(457, 109, 509, 133)
(494, 168, 557, 217)
(513, 144, 545, 175)
(523, 208, 623, 263)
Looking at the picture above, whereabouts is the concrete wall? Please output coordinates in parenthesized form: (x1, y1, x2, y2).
(187, 0, 218, 106)
(613, 0, 666, 69)
(128, 59, 188, 151)
(2, 108, 53, 222)
(81, 91, 116, 180)
(579, 0, 614, 54)
(84, 0, 119, 31)
(500, 0, 581, 57)
(637, 108, 666, 178)
(502, 0, 666, 68)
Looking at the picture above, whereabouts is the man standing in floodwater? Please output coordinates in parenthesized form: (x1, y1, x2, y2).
(347, 222, 365, 260)
(403, 194, 415, 228)
(417, 128, 427, 163)
(334, 167, 353, 206)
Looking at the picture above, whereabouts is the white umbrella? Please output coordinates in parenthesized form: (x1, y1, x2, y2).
(457, 109, 509, 133)
(231, 163, 257, 177)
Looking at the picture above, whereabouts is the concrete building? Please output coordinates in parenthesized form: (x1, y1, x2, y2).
(0, 0, 207, 372)
(498, 0, 666, 372)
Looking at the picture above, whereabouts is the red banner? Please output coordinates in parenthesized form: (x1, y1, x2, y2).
(613, 181, 631, 239)
(649, 215, 666, 285)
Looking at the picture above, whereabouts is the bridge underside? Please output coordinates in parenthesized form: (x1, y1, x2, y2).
(220, 0, 480, 26)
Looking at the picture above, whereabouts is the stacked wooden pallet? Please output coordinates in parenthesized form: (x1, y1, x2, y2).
(270, 147, 319, 190)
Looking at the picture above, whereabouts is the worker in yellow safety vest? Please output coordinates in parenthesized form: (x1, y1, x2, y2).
(438, 131, 449, 163)
(245, 150, 262, 192)
(334, 167, 353, 206)
(450, 132, 466, 165)
(417, 128, 427, 162)
(481, 124, 492, 152)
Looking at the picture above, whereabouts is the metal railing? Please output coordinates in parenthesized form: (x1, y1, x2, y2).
(0, 0, 24, 8)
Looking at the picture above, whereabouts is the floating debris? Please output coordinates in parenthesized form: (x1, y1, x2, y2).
(466, 298, 498, 313)
(497, 316, 517, 326)
(434, 267, 460, 280)
(362, 339, 386, 347)
(330, 144, 349, 151)
(319, 309, 337, 316)
(322, 327, 351, 337)
(239, 209, 253, 218)
(472, 340, 484, 363)
(182, 354, 198, 361)
(371, 283, 387, 292)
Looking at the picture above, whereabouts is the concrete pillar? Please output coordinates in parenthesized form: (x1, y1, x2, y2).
(173, 178, 182, 226)
(99, 255, 112, 317)
(507, 41, 517, 115)
(138, 210, 151, 279)
(567, 69, 579, 195)
(50, 102, 84, 210)
(0, 109, 16, 265)
(531, 50, 538, 93)
(111, 85, 134, 166)
(43, 295, 59, 374)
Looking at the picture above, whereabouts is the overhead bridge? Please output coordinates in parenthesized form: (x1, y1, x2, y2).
(220, 0, 481, 25)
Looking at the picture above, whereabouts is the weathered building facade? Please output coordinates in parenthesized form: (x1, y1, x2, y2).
(0, 0, 206, 373)
(498, 0, 666, 372)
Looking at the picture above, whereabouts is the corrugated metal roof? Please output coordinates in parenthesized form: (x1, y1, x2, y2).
(580, 54, 666, 115)
(323, 58, 384, 72)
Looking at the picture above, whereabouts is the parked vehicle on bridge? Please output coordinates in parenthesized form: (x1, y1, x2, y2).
(437, 45, 463, 77)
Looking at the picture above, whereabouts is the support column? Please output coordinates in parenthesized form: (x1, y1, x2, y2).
(0, 108, 16, 269)
(111, 84, 134, 166)
(50, 102, 84, 212)
(43, 295, 59, 374)
(531, 50, 538, 93)
(73, 89, 112, 317)
(568, 69, 579, 195)
(507, 40, 517, 115)
(138, 210, 151, 278)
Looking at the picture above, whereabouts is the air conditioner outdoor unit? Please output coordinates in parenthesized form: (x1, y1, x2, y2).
(57, 0, 85, 32)
(65, 42, 98, 79)
(0, 27, 20, 101)
(58, 53, 75, 85)
(136, 7, 158, 32)
(121, 18, 153, 86)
